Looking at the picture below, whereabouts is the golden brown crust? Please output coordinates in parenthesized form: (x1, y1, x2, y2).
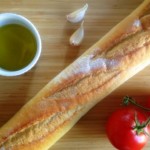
(1, 0, 150, 150)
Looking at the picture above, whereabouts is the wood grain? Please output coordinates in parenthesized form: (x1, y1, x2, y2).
(0, 0, 150, 149)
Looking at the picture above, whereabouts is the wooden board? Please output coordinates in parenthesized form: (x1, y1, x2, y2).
(0, 0, 150, 149)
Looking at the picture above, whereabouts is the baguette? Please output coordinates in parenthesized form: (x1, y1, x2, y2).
(1, 0, 150, 150)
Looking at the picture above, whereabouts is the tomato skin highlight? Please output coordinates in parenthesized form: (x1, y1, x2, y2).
(106, 107, 149, 150)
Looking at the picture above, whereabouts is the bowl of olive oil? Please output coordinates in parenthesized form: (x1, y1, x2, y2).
(0, 13, 41, 76)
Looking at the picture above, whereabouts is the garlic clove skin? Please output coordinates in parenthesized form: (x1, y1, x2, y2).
(70, 21, 84, 46)
(66, 4, 88, 23)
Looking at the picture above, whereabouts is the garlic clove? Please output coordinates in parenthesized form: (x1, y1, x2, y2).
(69, 21, 84, 46)
(66, 4, 88, 23)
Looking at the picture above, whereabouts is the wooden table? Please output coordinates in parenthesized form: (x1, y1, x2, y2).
(0, 0, 150, 149)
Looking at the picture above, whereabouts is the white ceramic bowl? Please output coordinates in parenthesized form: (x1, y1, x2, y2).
(0, 13, 42, 76)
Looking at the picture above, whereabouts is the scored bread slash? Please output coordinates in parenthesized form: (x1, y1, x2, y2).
(1, 0, 150, 150)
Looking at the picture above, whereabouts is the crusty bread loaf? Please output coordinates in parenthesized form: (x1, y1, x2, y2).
(1, 0, 150, 149)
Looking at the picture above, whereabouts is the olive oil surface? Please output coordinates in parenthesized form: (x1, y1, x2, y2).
(0, 24, 37, 71)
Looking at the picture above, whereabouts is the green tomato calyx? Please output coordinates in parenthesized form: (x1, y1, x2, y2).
(133, 113, 150, 136)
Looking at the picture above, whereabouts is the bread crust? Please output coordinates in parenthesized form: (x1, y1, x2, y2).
(1, 0, 150, 149)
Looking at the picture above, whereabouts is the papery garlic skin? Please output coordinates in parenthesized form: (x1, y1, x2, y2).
(70, 21, 84, 46)
(66, 4, 88, 23)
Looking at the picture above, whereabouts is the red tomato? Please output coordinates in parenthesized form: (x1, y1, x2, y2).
(106, 106, 149, 150)
(144, 98, 150, 116)
(143, 98, 150, 133)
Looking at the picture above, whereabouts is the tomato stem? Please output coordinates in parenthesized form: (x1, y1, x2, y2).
(123, 96, 150, 136)
(123, 96, 150, 111)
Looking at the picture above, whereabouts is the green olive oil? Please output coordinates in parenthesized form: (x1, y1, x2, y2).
(0, 24, 37, 71)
